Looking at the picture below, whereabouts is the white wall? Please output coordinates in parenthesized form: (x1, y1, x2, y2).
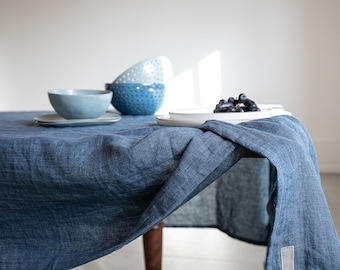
(1, 0, 339, 173)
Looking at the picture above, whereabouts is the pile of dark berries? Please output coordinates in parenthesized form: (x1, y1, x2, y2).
(213, 93, 260, 113)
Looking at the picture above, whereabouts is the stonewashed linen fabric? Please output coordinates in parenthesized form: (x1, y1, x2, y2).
(164, 157, 273, 245)
(0, 112, 339, 269)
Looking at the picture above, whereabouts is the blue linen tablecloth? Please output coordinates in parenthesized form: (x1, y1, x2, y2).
(0, 111, 339, 269)
(164, 157, 272, 244)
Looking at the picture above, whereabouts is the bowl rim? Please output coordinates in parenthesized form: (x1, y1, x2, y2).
(48, 89, 112, 96)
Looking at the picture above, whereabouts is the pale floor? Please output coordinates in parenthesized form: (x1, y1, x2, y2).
(74, 174, 340, 270)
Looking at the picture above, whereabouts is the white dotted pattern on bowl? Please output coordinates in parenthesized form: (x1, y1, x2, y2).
(112, 56, 173, 84)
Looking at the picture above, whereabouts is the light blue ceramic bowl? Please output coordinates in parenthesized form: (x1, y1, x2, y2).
(48, 89, 112, 119)
(106, 83, 165, 115)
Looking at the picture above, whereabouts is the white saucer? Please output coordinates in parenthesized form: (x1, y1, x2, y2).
(157, 105, 291, 127)
(34, 112, 121, 127)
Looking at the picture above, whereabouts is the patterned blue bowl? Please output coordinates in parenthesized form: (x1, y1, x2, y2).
(106, 83, 165, 115)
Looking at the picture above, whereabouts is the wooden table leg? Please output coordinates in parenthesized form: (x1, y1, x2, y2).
(143, 222, 164, 270)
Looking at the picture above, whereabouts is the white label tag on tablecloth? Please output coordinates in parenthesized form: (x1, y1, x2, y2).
(281, 246, 294, 270)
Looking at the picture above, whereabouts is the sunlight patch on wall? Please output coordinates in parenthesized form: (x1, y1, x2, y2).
(158, 50, 222, 113)
(198, 51, 222, 106)
(159, 69, 195, 113)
